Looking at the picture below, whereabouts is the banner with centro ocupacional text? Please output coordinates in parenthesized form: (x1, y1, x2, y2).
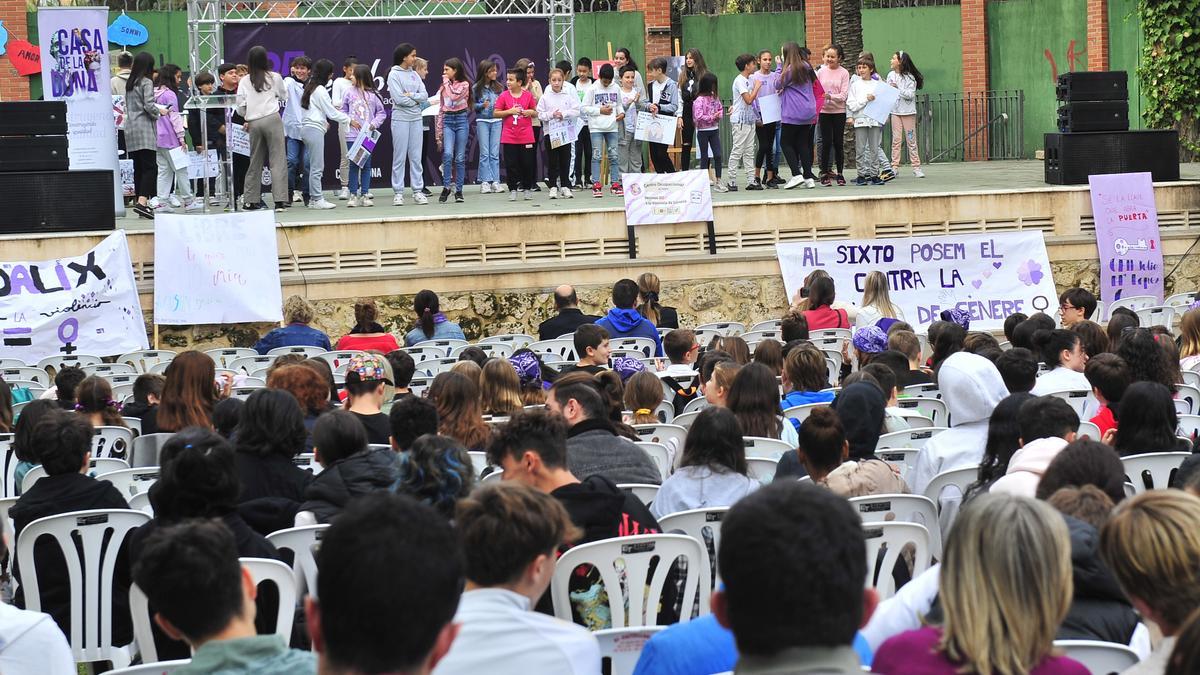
(39, 7, 123, 215)
(1088, 172, 1164, 304)
(622, 170, 714, 225)
(776, 232, 1057, 331)
(0, 231, 147, 363)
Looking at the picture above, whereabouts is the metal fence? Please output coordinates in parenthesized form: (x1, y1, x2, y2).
(916, 89, 1025, 162)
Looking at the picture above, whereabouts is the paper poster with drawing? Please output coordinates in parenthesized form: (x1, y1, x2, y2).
(1089, 172, 1164, 303)
(348, 128, 381, 168)
(634, 111, 676, 145)
(861, 80, 901, 126)
(547, 118, 574, 149)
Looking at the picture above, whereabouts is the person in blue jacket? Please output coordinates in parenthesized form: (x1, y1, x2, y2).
(781, 343, 836, 430)
(252, 295, 332, 355)
(595, 279, 664, 357)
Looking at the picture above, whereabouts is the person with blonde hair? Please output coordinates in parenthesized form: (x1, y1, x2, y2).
(624, 370, 664, 426)
(872, 495, 1087, 675)
(252, 294, 332, 354)
(480, 358, 524, 417)
(336, 298, 401, 352)
(704, 360, 742, 408)
(856, 271, 904, 328)
(1100, 490, 1200, 675)
(1179, 307, 1200, 370)
(636, 272, 678, 329)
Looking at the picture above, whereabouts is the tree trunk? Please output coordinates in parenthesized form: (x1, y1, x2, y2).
(832, 0, 863, 168)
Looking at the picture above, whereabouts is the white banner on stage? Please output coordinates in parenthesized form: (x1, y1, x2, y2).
(776, 232, 1057, 331)
(0, 231, 147, 362)
(153, 211, 283, 325)
(39, 7, 124, 216)
(621, 170, 714, 226)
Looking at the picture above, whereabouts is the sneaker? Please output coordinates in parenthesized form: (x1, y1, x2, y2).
(278, 200, 292, 209)
(725, 181, 738, 192)
(767, 176, 784, 187)
(414, 192, 429, 205)
(509, 191, 517, 202)
(765, 179, 779, 189)
(454, 191, 464, 203)
(362, 196, 374, 207)
(880, 168, 897, 182)
(184, 199, 204, 211)
(855, 176, 868, 186)
(836, 174, 847, 186)
(292, 190, 303, 203)
(712, 181, 728, 193)
(421, 187, 432, 196)
(481, 182, 492, 194)
(243, 201, 265, 211)
(746, 179, 763, 191)
(439, 188, 451, 203)
(805, 178, 816, 189)
(549, 187, 559, 199)
(337, 187, 350, 200)
(871, 176, 886, 186)
(167, 195, 183, 208)
(309, 199, 336, 209)
(523, 190, 533, 200)
(393, 194, 404, 206)
(347, 196, 360, 208)
(133, 203, 154, 219)
(784, 175, 805, 190)
(148, 197, 164, 210)
(492, 182, 506, 193)
(914, 167, 926, 178)
(364, 192, 374, 199)
(612, 182, 624, 197)
(532, 184, 542, 192)
(593, 182, 603, 198)
(820, 175, 832, 187)
(208, 196, 224, 206)
(561, 187, 573, 199)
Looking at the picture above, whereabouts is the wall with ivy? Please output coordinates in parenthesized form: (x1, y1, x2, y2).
(1136, 0, 1199, 159)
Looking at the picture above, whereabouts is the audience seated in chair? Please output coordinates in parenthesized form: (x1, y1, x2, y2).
(396, 434, 474, 519)
(595, 279, 664, 357)
(650, 407, 759, 519)
(389, 396, 440, 452)
(548, 376, 661, 485)
(989, 396, 1078, 498)
(234, 388, 314, 535)
(538, 285, 600, 342)
(342, 353, 395, 446)
(296, 410, 401, 525)
(253, 294, 333, 355)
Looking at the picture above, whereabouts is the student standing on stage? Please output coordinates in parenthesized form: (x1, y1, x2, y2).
(300, 59, 356, 210)
(215, 63, 250, 204)
(283, 56, 312, 205)
(332, 56, 356, 200)
(187, 72, 223, 204)
(537, 67, 581, 199)
(153, 64, 201, 212)
(583, 63, 623, 197)
(887, 50, 925, 178)
(693, 72, 726, 192)
(847, 53, 885, 186)
(473, 59, 504, 195)
(777, 42, 820, 190)
(124, 52, 161, 219)
(617, 65, 642, 178)
(387, 42, 430, 206)
(495, 67, 538, 201)
(817, 44, 849, 186)
(236, 46, 289, 210)
(515, 58, 544, 191)
(341, 64, 386, 207)
(639, 57, 680, 174)
(726, 53, 760, 192)
(749, 49, 780, 190)
(613, 48, 645, 172)
(436, 58, 471, 204)
(572, 59, 594, 188)
(677, 49, 707, 173)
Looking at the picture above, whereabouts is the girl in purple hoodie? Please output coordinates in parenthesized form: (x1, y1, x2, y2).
(776, 42, 820, 190)
(341, 64, 387, 207)
(152, 64, 199, 211)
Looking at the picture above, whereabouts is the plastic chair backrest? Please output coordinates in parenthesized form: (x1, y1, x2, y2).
(657, 507, 728, 589)
(0, 496, 15, 571)
(595, 627, 666, 675)
(240, 557, 299, 642)
(481, 469, 504, 483)
(681, 397, 710, 415)
(695, 322, 745, 336)
(93, 426, 135, 462)
(0, 439, 19, 499)
(852, 494, 943, 561)
(413, 357, 457, 378)
(479, 333, 536, 349)
(106, 660, 192, 674)
(550, 534, 708, 628)
(634, 442, 670, 480)
(98, 467, 159, 499)
(204, 347, 259, 369)
(227, 355, 276, 374)
(812, 328, 853, 341)
(862, 521, 932, 600)
(0, 358, 26, 368)
(1165, 291, 1200, 307)
(672, 410, 702, 429)
(128, 492, 152, 515)
(266, 524, 330, 599)
(1122, 452, 1190, 494)
(1046, 389, 1092, 419)
(18, 509, 150, 663)
(617, 483, 659, 506)
(1107, 294, 1157, 319)
(902, 383, 941, 399)
(743, 436, 793, 460)
(468, 451, 489, 479)
(1077, 421, 1103, 441)
(413, 339, 469, 355)
(1135, 305, 1176, 328)
(132, 433, 174, 468)
(611, 337, 656, 358)
(2, 366, 52, 387)
(83, 363, 138, 377)
(314, 350, 365, 371)
(875, 448, 921, 481)
(894, 410, 935, 429)
(116, 351, 175, 375)
(750, 319, 781, 332)
(746, 457, 779, 484)
(876, 427, 947, 452)
(37, 354, 103, 378)
(266, 345, 326, 359)
(1052, 640, 1140, 675)
(293, 453, 322, 476)
(783, 403, 826, 424)
(895, 397, 948, 427)
(631, 424, 687, 453)
(1177, 384, 1200, 417)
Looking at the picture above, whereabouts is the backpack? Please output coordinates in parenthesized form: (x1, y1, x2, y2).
(661, 375, 698, 416)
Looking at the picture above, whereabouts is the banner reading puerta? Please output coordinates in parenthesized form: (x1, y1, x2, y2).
(224, 20, 550, 188)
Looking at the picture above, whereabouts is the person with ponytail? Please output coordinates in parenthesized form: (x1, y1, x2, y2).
(75, 376, 129, 431)
(1030, 329, 1092, 408)
(404, 289, 467, 346)
(336, 298, 400, 352)
(300, 58, 357, 209)
(636, 272, 678, 329)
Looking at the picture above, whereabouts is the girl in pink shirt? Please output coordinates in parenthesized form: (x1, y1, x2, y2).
(817, 44, 851, 186)
(494, 69, 538, 199)
(436, 58, 471, 202)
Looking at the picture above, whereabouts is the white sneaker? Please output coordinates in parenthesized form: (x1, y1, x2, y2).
(549, 187, 559, 199)
(561, 187, 573, 199)
(508, 191, 517, 202)
(523, 190, 533, 200)
(414, 192, 429, 205)
(784, 175, 805, 190)
(393, 194, 404, 206)
(168, 195, 183, 208)
(805, 178, 816, 189)
(492, 182, 506, 193)
(184, 199, 204, 211)
(361, 195, 374, 207)
(347, 196, 360, 207)
(914, 168, 926, 178)
(208, 196, 224, 206)
(712, 182, 728, 193)
(308, 199, 335, 210)
(337, 187, 350, 200)
(481, 182, 492, 194)
(292, 190, 303, 203)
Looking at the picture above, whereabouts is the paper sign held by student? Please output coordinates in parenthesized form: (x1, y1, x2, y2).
(622, 170, 713, 226)
(228, 123, 251, 156)
(348, 128, 380, 168)
(634, 111, 677, 145)
(1088, 172, 1164, 304)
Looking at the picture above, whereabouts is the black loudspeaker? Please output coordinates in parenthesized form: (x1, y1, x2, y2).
(0, 136, 70, 172)
(1057, 101, 1130, 133)
(0, 171, 115, 234)
(0, 101, 68, 135)
(1044, 130, 1180, 185)
(1056, 71, 1128, 102)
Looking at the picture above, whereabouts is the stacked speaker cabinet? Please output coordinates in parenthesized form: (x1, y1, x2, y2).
(0, 101, 116, 234)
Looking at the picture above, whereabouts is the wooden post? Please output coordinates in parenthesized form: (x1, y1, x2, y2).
(152, 324, 160, 350)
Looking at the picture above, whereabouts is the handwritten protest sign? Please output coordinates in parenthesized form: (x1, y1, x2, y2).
(153, 211, 282, 325)
(1089, 172, 1164, 303)
(776, 232, 1057, 331)
(0, 231, 147, 362)
(187, 149, 219, 180)
(622, 170, 713, 226)
(634, 111, 676, 145)
(861, 80, 900, 126)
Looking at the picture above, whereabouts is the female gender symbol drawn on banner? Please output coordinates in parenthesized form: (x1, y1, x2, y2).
(58, 317, 79, 355)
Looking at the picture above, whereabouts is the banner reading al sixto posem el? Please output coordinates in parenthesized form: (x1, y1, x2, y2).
(0, 231, 148, 363)
(39, 6, 124, 215)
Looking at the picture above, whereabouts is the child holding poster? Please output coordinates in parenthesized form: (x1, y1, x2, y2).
(616, 65, 643, 178)
(537, 68, 581, 199)
(750, 49, 781, 189)
(152, 64, 201, 212)
(299, 59, 356, 210)
(638, 57, 680, 174)
(847, 53, 885, 186)
(494, 67, 538, 201)
(341, 64, 387, 207)
(887, 50, 925, 178)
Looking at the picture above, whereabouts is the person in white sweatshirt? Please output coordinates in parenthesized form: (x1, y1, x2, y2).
(299, 59, 357, 209)
(236, 46, 289, 210)
(536, 68, 581, 199)
(282, 55, 312, 204)
(846, 53, 885, 186)
(989, 396, 1078, 498)
(387, 43, 431, 206)
(582, 64, 624, 197)
(1029, 329, 1095, 419)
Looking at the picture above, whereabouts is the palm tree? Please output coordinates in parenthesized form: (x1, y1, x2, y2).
(832, 0, 863, 166)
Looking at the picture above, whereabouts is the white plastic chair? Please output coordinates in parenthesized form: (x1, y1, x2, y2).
(632, 424, 687, 453)
(98, 467, 159, 499)
(481, 469, 504, 483)
(1177, 384, 1200, 416)
(240, 557, 299, 643)
(1135, 305, 1176, 328)
(0, 358, 26, 368)
(851, 494, 943, 561)
(37, 354, 103, 376)
(749, 319, 781, 332)
(1, 366, 51, 387)
(695, 322, 745, 337)
(1183, 370, 1200, 389)
(313, 350, 365, 371)
(107, 660, 191, 674)
(1176, 398, 1193, 416)
(875, 448, 921, 481)
(895, 397, 948, 427)
(205, 347, 260, 369)
(902, 383, 941, 399)
(671, 410, 702, 429)
(94, 426, 135, 462)
(1047, 389, 1092, 419)
(1053, 640, 1141, 675)
(292, 453, 322, 476)
(1165, 291, 1200, 307)
(595, 627, 666, 675)
(17, 508, 150, 666)
(413, 357, 457, 378)
(680, 396, 709, 415)
(658, 507, 728, 588)
(611, 337, 657, 358)
(551, 534, 708, 628)
(116, 350, 175, 374)
(1122, 452, 1190, 493)
(22, 458, 130, 494)
(228, 355, 276, 374)
(131, 433, 174, 468)
(618, 483, 660, 506)
(876, 427, 948, 452)
(460, 342, 514, 359)
(1106, 294, 1157, 320)
(479, 333, 536, 350)
(404, 345, 452, 363)
(894, 410, 935, 429)
(1, 438, 20, 499)
(266, 524, 330, 599)
(862, 521, 932, 600)
(1077, 421, 1103, 441)
(741, 329, 780, 345)
(128, 491, 152, 514)
(467, 451, 489, 479)
(746, 456, 780, 484)
(229, 385, 263, 400)
(0, 495, 16, 568)
(812, 328, 853, 341)
(783, 403, 827, 425)
(266, 345, 326, 359)
(635, 442, 671, 480)
(82, 363, 138, 377)
(743, 436, 793, 460)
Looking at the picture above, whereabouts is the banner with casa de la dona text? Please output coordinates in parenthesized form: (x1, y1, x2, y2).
(0, 231, 147, 362)
(1088, 172, 1164, 304)
(776, 231, 1057, 331)
(622, 170, 714, 225)
(39, 7, 124, 215)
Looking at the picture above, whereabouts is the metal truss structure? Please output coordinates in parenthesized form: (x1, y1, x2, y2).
(188, 0, 574, 85)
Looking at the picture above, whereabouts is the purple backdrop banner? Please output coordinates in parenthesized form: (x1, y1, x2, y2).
(1088, 172, 1164, 304)
(224, 19, 550, 189)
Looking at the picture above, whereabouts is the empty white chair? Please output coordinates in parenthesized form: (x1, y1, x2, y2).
(1135, 305, 1176, 328)
(671, 410, 702, 429)
(783, 403, 827, 425)
(131, 433, 173, 468)
(851, 494, 943, 560)
(17, 509, 150, 666)
(631, 424, 687, 453)
(227, 355, 276, 374)
(473, 342, 516, 359)
(266, 524, 330, 599)
(618, 483, 660, 506)
(1, 366, 51, 387)
(1107, 294, 1157, 320)
(1077, 421, 1102, 441)
(266, 345, 326, 359)
(611, 337, 657, 358)
(741, 329, 780, 345)
(749, 319, 781, 332)
(746, 456, 780, 484)
(634, 442, 671, 481)
(93, 426, 135, 462)
(743, 436, 793, 460)
(413, 357, 457, 378)
(695, 322, 745, 337)
(902, 383, 941, 399)
(862, 521, 932, 600)
(205, 347, 259, 369)
(1165, 291, 1200, 307)
(551, 534, 708, 628)
(412, 339, 469, 357)
(116, 350, 175, 374)
(240, 557, 299, 643)
(107, 660, 191, 674)
(479, 333, 536, 350)
(82, 363, 138, 377)
(595, 627, 666, 675)
(895, 397, 948, 427)
(1052, 640, 1141, 675)
(98, 467, 159, 499)
(1122, 452, 1190, 493)
(0, 358, 26, 368)
(1047, 389, 1092, 419)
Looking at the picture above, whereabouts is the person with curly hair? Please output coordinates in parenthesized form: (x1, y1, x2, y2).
(1117, 327, 1179, 394)
(396, 434, 475, 519)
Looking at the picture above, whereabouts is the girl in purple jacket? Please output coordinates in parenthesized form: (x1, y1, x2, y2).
(341, 64, 387, 207)
(152, 64, 200, 211)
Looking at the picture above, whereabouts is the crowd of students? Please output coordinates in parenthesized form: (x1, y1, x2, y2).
(5, 270, 1200, 674)
(112, 39, 927, 217)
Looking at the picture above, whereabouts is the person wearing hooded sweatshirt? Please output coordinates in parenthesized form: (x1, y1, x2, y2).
(596, 278, 664, 357)
(549, 378, 661, 485)
(387, 43, 431, 206)
(989, 396, 1078, 498)
(295, 410, 400, 526)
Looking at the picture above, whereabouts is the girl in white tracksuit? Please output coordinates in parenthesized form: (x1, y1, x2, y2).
(536, 68, 581, 198)
(387, 43, 430, 205)
(300, 59, 355, 209)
